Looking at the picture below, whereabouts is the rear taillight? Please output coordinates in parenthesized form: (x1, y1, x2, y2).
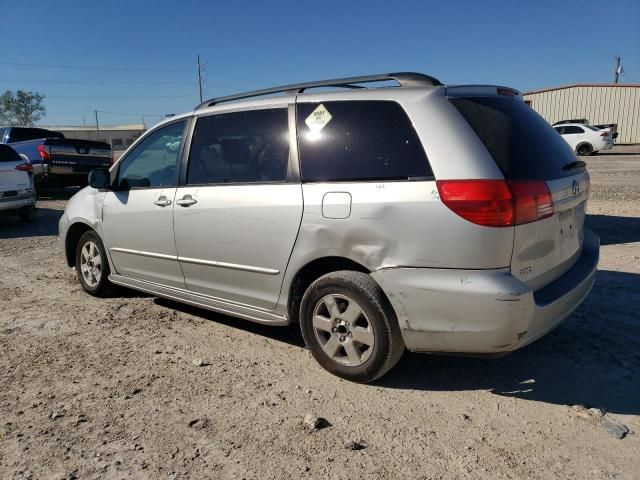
(436, 180, 514, 227)
(37, 144, 50, 161)
(436, 179, 554, 227)
(15, 163, 33, 172)
(109, 150, 114, 166)
(509, 180, 554, 225)
(600, 132, 609, 137)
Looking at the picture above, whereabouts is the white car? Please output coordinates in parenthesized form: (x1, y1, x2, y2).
(553, 123, 613, 156)
(0, 144, 36, 222)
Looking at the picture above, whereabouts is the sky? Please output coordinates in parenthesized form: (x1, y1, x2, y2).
(1, 0, 639, 127)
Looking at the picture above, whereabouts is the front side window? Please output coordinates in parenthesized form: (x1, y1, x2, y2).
(296, 101, 432, 182)
(187, 109, 289, 185)
(116, 120, 187, 189)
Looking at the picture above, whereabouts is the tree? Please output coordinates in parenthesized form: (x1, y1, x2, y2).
(0, 90, 46, 126)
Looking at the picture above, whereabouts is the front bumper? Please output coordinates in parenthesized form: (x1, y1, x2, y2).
(58, 213, 71, 264)
(371, 229, 599, 354)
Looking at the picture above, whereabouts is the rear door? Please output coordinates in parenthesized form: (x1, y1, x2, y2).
(173, 107, 303, 310)
(450, 95, 589, 290)
(0, 145, 31, 193)
(562, 125, 586, 150)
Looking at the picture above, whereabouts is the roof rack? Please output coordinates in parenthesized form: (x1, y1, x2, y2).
(195, 72, 443, 110)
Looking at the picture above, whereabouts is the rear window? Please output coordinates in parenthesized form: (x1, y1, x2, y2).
(450, 96, 581, 180)
(297, 101, 432, 182)
(0, 144, 22, 162)
(7, 128, 64, 143)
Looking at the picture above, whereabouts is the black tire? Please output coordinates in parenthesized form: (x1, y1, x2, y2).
(576, 143, 593, 156)
(18, 206, 36, 223)
(75, 230, 114, 297)
(299, 271, 404, 383)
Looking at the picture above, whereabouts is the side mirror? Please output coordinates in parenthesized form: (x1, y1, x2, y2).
(88, 168, 110, 190)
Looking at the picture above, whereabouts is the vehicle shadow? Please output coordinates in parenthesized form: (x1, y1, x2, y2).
(0, 207, 62, 239)
(153, 298, 306, 348)
(594, 151, 640, 157)
(586, 213, 640, 245)
(378, 269, 640, 415)
(36, 186, 81, 201)
(154, 270, 638, 414)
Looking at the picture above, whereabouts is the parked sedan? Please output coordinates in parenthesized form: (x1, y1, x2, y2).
(0, 144, 36, 222)
(553, 123, 613, 156)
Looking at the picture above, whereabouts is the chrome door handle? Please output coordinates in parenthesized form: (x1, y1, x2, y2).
(176, 196, 197, 207)
(153, 197, 172, 207)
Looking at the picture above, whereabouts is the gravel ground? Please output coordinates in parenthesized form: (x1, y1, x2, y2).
(1, 146, 639, 479)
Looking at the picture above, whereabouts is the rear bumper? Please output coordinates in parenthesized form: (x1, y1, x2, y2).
(371, 229, 599, 354)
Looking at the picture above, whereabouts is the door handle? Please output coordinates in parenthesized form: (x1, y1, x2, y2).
(176, 195, 197, 207)
(153, 196, 172, 207)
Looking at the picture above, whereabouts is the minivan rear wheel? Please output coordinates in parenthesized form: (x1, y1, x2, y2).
(576, 143, 593, 156)
(299, 271, 404, 383)
(75, 230, 114, 297)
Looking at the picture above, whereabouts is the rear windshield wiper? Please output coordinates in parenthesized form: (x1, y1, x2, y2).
(562, 160, 586, 171)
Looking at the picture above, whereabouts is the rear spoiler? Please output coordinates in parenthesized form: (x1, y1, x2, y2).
(445, 85, 523, 98)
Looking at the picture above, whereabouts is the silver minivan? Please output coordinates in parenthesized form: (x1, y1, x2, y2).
(59, 73, 599, 382)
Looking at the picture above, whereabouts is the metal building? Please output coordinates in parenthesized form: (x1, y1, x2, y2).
(523, 84, 640, 144)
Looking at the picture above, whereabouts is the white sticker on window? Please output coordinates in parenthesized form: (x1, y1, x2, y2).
(304, 104, 333, 132)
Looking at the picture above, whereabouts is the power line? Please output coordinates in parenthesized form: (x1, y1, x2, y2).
(47, 94, 196, 99)
(0, 60, 191, 73)
(0, 78, 197, 86)
(0, 60, 273, 86)
(97, 110, 166, 117)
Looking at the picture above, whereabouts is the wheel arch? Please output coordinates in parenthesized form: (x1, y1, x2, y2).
(286, 256, 371, 323)
(575, 142, 593, 155)
(64, 221, 95, 267)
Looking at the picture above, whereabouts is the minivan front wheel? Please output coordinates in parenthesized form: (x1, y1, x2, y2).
(300, 271, 404, 383)
(75, 230, 113, 297)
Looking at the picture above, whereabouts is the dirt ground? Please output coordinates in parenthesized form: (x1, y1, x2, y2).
(1, 145, 639, 480)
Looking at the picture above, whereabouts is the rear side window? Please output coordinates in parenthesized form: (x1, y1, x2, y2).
(0, 144, 22, 162)
(564, 126, 584, 134)
(297, 101, 432, 182)
(450, 96, 581, 180)
(187, 109, 289, 185)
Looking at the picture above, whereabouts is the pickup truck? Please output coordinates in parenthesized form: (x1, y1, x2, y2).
(0, 126, 112, 188)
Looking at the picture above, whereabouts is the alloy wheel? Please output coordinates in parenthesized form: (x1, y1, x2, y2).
(312, 294, 375, 367)
(79, 240, 102, 288)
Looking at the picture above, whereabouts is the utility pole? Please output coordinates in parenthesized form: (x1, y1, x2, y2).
(614, 56, 622, 84)
(94, 110, 100, 137)
(197, 54, 203, 103)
